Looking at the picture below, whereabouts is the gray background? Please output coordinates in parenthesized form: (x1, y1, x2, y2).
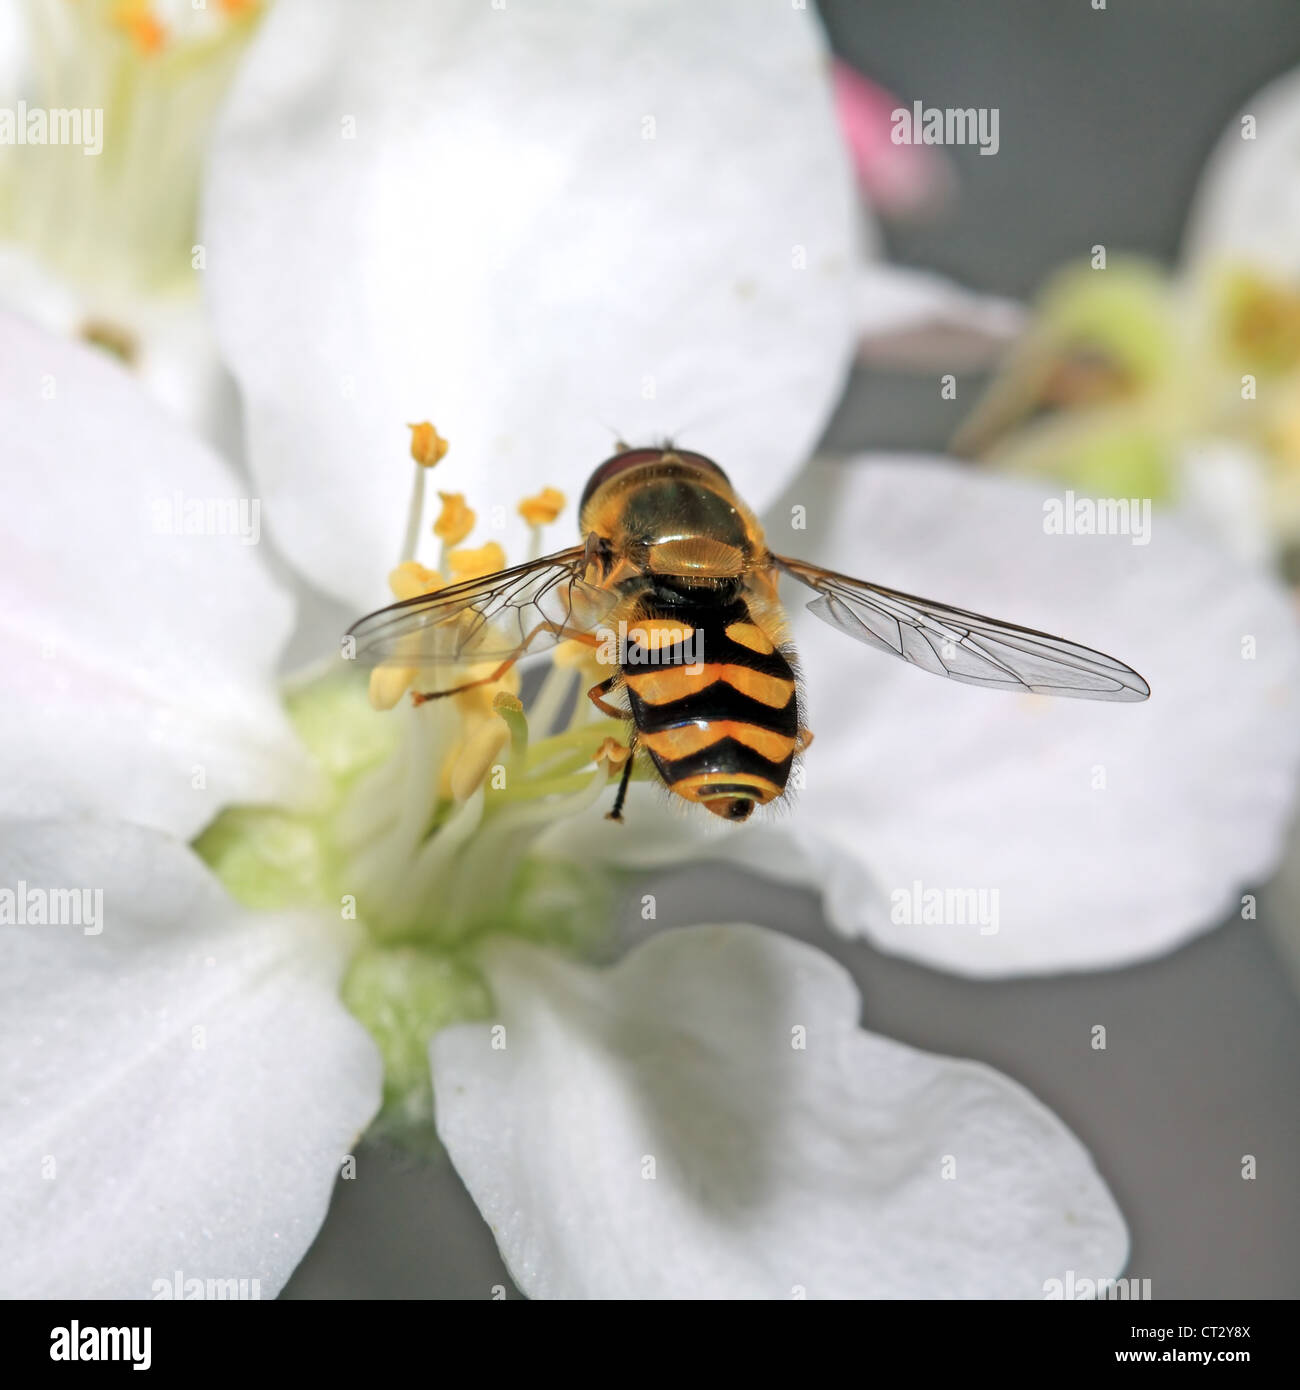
(284, 0, 1300, 1300)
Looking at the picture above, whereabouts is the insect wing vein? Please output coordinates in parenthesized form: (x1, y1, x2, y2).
(346, 546, 613, 667)
(775, 555, 1149, 701)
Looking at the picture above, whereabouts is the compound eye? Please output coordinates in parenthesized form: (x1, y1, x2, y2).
(579, 447, 729, 512)
(579, 448, 666, 512)
(670, 450, 730, 483)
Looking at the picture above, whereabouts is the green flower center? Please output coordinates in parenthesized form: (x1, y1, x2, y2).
(196, 658, 626, 1132)
(194, 442, 635, 1135)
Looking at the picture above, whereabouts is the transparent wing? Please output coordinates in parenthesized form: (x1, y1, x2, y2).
(773, 554, 1150, 701)
(347, 546, 618, 667)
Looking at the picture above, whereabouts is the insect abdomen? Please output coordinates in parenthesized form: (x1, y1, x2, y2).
(621, 600, 800, 822)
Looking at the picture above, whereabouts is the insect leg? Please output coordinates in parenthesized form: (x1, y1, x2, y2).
(605, 740, 636, 824)
(586, 675, 625, 719)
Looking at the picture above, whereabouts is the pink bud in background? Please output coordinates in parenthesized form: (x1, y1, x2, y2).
(831, 58, 952, 219)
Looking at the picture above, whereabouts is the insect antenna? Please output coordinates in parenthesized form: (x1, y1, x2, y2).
(590, 417, 633, 453)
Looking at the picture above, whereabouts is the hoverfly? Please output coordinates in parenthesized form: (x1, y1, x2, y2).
(347, 447, 1149, 823)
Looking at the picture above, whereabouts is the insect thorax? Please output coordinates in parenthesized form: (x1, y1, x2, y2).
(581, 460, 767, 581)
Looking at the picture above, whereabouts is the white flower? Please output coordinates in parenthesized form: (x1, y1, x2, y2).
(432, 927, 1125, 1299)
(204, 0, 1300, 978)
(2, 0, 1296, 1301)
(1182, 67, 1300, 286)
(3, 310, 1136, 1298)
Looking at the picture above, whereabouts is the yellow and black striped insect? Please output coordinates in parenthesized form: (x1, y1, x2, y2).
(348, 447, 1149, 823)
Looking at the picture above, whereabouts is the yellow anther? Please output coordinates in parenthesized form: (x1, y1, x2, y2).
(366, 624, 430, 710)
(595, 737, 631, 770)
(447, 719, 510, 802)
(493, 691, 524, 716)
(408, 421, 450, 469)
(111, 2, 167, 54)
(386, 561, 443, 602)
(434, 492, 476, 548)
(518, 486, 566, 527)
(368, 662, 416, 712)
(447, 541, 506, 583)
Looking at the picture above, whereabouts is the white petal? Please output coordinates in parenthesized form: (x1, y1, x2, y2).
(0, 817, 380, 1299)
(433, 925, 1127, 1299)
(0, 1, 24, 104)
(780, 456, 1300, 976)
(0, 312, 317, 840)
(1178, 437, 1277, 569)
(858, 263, 1026, 371)
(205, 0, 861, 609)
(0, 245, 234, 447)
(1182, 67, 1300, 281)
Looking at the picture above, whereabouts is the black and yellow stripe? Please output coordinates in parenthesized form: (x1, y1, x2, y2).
(621, 597, 799, 821)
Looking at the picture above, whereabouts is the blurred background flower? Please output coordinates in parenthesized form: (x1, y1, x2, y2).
(951, 70, 1300, 578)
(0, 0, 263, 439)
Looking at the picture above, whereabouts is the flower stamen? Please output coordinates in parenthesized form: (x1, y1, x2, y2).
(408, 421, 450, 468)
(446, 542, 506, 583)
(398, 424, 448, 564)
(110, 3, 168, 56)
(519, 486, 566, 560)
(433, 493, 476, 557)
